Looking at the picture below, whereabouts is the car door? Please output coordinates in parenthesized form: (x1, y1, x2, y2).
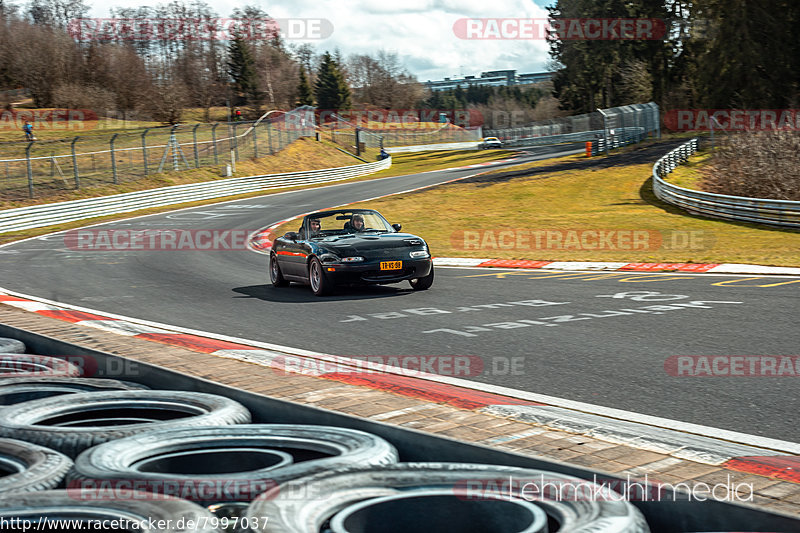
(275, 224, 311, 279)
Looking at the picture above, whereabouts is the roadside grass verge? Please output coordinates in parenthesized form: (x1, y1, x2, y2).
(285, 144, 800, 266)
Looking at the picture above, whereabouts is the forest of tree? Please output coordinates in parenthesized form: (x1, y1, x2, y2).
(548, 0, 799, 113)
(0, 0, 796, 126)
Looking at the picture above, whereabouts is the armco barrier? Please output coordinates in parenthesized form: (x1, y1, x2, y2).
(1, 324, 798, 531)
(652, 139, 800, 228)
(0, 157, 391, 234)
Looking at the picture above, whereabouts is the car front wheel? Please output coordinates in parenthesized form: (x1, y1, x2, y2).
(409, 265, 434, 291)
(270, 253, 289, 287)
(309, 257, 332, 296)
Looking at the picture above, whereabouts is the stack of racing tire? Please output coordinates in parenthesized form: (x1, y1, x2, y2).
(1, 337, 655, 532)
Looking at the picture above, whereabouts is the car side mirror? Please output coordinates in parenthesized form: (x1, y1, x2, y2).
(284, 232, 298, 241)
(392, 223, 402, 232)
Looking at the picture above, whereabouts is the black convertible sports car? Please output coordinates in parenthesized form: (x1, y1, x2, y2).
(269, 208, 434, 296)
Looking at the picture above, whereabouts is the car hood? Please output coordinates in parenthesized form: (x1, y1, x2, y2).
(315, 232, 426, 255)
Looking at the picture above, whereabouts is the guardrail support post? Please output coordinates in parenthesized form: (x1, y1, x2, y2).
(25, 142, 34, 198)
(110, 134, 119, 184)
(71, 137, 80, 189)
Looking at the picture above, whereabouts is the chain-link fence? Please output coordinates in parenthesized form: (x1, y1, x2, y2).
(319, 112, 482, 159)
(0, 107, 316, 200)
(486, 103, 660, 150)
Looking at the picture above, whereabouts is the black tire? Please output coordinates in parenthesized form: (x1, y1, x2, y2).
(0, 354, 82, 378)
(0, 490, 221, 532)
(409, 264, 434, 291)
(247, 463, 650, 533)
(68, 425, 399, 504)
(0, 390, 251, 458)
(0, 438, 72, 494)
(308, 257, 332, 296)
(269, 253, 289, 287)
(0, 338, 26, 354)
(0, 377, 148, 406)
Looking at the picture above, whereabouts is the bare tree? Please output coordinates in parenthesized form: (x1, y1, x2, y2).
(13, 20, 82, 106)
(348, 50, 423, 109)
(26, 0, 88, 29)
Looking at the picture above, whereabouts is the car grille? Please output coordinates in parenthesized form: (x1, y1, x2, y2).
(361, 268, 414, 282)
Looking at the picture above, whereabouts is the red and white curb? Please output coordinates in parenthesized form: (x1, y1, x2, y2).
(433, 257, 800, 276)
(1, 288, 798, 480)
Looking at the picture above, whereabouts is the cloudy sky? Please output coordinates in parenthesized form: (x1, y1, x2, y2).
(92, 0, 555, 81)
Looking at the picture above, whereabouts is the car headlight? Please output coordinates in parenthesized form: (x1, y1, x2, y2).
(341, 256, 364, 262)
(410, 250, 430, 259)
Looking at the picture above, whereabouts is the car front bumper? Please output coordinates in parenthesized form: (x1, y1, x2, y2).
(321, 258, 432, 285)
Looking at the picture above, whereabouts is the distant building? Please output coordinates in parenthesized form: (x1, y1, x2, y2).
(424, 70, 554, 92)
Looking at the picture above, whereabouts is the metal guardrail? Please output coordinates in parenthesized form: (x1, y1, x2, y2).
(652, 139, 800, 228)
(0, 157, 391, 234)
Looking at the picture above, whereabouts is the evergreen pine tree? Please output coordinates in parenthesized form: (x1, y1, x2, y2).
(227, 33, 261, 109)
(315, 52, 351, 110)
(297, 67, 313, 106)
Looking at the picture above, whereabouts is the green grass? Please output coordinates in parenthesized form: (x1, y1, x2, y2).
(665, 150, 711, 190)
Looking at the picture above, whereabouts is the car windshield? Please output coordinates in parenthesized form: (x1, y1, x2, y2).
(305, 210, 394, 238)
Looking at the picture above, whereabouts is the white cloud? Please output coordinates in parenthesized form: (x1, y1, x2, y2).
(90, 0, 553, 80)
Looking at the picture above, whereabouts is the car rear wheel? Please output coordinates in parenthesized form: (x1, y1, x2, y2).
(409, 265, 434, 291)
(270, 253, 289, 287)
(309, 257, 332, 296)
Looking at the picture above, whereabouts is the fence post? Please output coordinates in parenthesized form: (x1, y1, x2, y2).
(597, 108, 609, 155)
(211, 124, 219, 165)
(232, 123, 239, 162)
(170, 125, 180, 171)
(71, 137, 80, 189)
(25, 142, 34, 198)
(267, 123, 273, 154)
(110, 133, 119, 184)
(142, 129, 149, 177)
(192, 124, 200, 167)
(252, 122, 259, 158)
(655, 104, 661, 139)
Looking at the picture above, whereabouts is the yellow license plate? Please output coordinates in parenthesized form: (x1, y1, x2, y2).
(380, 261, 402, 270)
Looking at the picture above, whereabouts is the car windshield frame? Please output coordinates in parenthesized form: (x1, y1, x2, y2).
(301, 209, 395, 239)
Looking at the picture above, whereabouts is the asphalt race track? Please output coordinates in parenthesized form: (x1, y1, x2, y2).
(1, 144, 798, 442)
